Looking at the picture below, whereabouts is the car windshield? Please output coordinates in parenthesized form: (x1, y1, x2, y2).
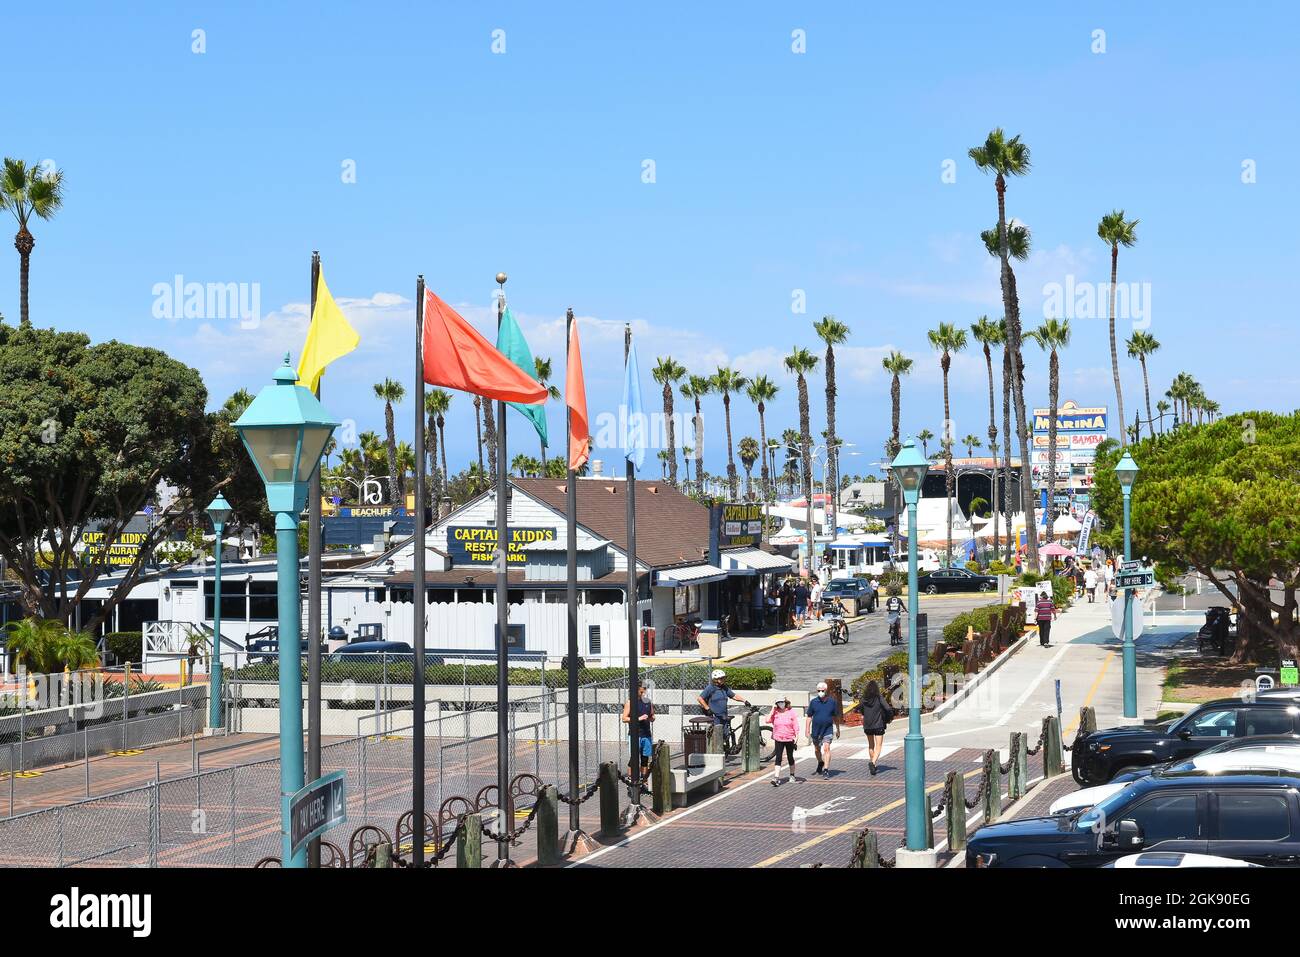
(1077, 786, 1140, 830)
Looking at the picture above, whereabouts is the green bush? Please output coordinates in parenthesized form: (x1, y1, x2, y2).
(103, 632, 143, 665)
(941, 602, 1027, 645)
(849, 652, 908, 702)
(877, 569, 905, 596)
(989, 560, 1012, 576)
(964, 560, 981, 573)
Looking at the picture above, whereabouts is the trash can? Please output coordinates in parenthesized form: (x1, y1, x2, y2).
(697, 620, 721, 658)
(683, 718, 711, 764)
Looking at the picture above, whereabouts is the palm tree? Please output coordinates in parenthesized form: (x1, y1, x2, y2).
(962, 434, 982, 458)
(472, 396, 485, 474)
(1155, 399, 1171, 434)
(483, 397, 498, 485)
(998, 318, 1015, 563)
(917, 429, 934, 457)
(426, 390, 451, 507)
(0, 159, 65, 326)
(651, 357, 687, 486)
(1027, 318, 1072, 543)
(814, 315, 850, 520)
(373, 378, 406, 503)
(711, 367, 748, 499)
(780, 428, 802, 496)
(970, 315, 1004, 557)
(970, 128, 1038, 567)
(784, 348, 819, 552)
(511, 453, 531, 477)
(746, 375, 779, 505)
(739, 436, 759, 499)
(1126, 331, 1160, 439)
(881, 351, 913, 461)
(532, 357, 562, 469)
(1098, 210, 1139, 445)
(656, 449, 671, 480)
(395, 441, 416, 493)
(680, 446, 693, 485)
(680, 375, 713, 492)
(928, 321, 967, 565)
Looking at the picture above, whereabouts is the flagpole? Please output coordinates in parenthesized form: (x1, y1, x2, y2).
(306, 250, 322, 869)
(624, 324, 642, 822)
(564, 308, 583, 842)
(493, 272, 513, 867)
(412, 274, 427, 866)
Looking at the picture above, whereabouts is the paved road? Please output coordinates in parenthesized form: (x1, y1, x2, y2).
(741, 595, 993, 690)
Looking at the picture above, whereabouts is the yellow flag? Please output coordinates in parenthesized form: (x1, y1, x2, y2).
(296, 270, 360, 392)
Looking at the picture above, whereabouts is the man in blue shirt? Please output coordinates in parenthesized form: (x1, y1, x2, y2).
(804, 681, 841, 777)
(697, 669, 750, 727)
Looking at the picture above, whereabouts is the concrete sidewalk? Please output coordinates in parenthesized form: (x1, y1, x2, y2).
(924, 594, 1201, 751)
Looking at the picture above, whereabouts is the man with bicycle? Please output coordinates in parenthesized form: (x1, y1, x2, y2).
(697, 669, 751, 735)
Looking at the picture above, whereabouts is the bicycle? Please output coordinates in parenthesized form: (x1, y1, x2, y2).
(688, 705, 774, 762)
(827, 613, 849, 645)
(667, 617, 701, 650)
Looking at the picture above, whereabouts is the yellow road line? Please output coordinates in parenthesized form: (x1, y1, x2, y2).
(753, 766, 982, 868)
(1063, 651, 1114, 739)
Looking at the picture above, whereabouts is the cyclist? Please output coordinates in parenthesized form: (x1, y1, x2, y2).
(826, 595, 849, 643)
(697, 669, 751, 732)
(885, 594, 903, 646)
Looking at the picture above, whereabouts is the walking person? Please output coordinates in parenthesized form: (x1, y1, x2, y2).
(1036, 586, 1058, 647)
(768, 697, 802, 786)
(1103, 561, 1116, 600)
(851, 680, 894, 776)
(811, 578, 825, 622)
(804, 681, 841, 777)
(621, 680, 655, 779)
(793, 578, 811, 628)
(1084, 566, 1097, 604)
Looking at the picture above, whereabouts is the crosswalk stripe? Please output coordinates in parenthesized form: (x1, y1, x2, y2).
(924, 746, 958, 761)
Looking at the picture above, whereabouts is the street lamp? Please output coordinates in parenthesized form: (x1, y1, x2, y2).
(234, 355, 339, 868)
(206, 493, 232, 731)
(1115, 450, 1140, 719)
(889, 437, 930, 859)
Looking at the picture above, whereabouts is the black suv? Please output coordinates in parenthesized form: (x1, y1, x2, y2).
(967, 770, 1300, 868)
(916, 568, 997, 594)
(1072, 697, 1300, 784)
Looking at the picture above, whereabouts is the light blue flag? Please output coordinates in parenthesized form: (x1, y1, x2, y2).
(621, 340, 648, 470)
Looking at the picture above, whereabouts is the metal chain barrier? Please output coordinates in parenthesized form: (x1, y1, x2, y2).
(556, 779, 602, 806)
(963, 755, 990, 810)
(479, 800, 543, 846)
(614, 756, 658, 788)
(1025, 720, 1048, 757)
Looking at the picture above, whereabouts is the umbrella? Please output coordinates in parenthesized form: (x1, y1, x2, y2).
(1041, 542, 1075, 557)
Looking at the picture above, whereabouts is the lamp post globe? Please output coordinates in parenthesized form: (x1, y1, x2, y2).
(234, 354, 339, 867)
(205, 493, 233, 731)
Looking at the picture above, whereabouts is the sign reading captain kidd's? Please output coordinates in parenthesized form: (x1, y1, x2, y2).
(447, 525, 557, 565)
(718, 503, 765, 548)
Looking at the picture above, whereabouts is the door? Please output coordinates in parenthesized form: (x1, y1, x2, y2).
(1237, 706, 1297, 738)
(1208, 790, 1300, 866)
(1172, 707, 1240, 760)
(1095, 790, 1207, 865)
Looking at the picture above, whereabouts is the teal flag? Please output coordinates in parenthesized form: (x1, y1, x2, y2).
(496, 306, 548, 447)
(621, 340, 647, 470)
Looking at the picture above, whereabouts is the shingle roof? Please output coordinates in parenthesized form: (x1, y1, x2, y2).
(512, 477, 711, 570)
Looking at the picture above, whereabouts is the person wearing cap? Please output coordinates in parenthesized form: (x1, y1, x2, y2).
(768, 697, 801, 786)
(697, 669, 749, 727)
(804, 682, 841, 777)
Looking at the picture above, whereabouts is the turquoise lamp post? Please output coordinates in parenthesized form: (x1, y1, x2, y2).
(889, 437, 930, 852)
(1114, 450, 1140, 719)
(206, 493, 232, 731)
(234, 355, 339, 868)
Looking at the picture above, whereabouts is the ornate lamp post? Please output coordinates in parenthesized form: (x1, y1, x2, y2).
(1114, 450, 1140, 719)
(206, 493, 232, 731)
(234, 355, 339, 867)
(889, 437, 931, 858)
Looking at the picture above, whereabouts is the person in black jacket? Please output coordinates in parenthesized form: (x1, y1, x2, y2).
(852, 680, 894, 776)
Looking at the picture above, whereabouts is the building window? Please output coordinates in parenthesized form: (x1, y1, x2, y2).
(205, 581, 247, 621)
(248, 581, 278, 621)
(588, 624, 601, 655)
(494, 623, 525, 651)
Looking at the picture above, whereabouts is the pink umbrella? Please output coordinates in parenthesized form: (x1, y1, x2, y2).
(1040, 542, 1075, 557)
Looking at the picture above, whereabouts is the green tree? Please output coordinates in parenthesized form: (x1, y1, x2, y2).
(1098, 210, 1140, 446)
(783, 347, 819, 537)
(962, 434, 982, 458)
(1126, 331, 1160, 441)
(680, 374, 713, 492)
(533, 356, 561, 468)
(738, 435, 759, 499)
(970, 316, 1004, 554)
(711, 366, 748, 499)
(0, 324, 221, 630)
(426, 389, 452, 507)
(746, 375, 779, 508)
(0, 159, 65, 327)
(814, 315, 850, 520)
(651, 356, 687, 486)
(373, 378, 406, 503)
(916, 428, 934, 457)
(1027, 318, 1072, 542)
(4, 618, 98, 673)
(881, 351, 913, 461)
(928, 321, 967, 564)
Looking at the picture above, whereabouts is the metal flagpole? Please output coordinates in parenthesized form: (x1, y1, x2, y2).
(563, 307, 587, 848)
(307, 250, 322, 868)
(624, 325, 642, 821)
(413, 275, 427, 866)
(493, 272, 513, 866)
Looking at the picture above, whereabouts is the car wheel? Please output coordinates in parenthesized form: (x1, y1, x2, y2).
(979, 582, 992, 592)
(926, 585, 939, 595)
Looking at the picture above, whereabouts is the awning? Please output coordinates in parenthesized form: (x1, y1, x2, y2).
(654, 564, 728, 587)
(721, 548, 794, 574)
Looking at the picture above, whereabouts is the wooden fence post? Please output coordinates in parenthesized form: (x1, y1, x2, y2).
(651, 741, 672, 815)
(457, 813, 482, 869)
(944, 771, 967, 852)
(536, 785, 560, 867)
(1007, 732, 1023, 799)
(850, 828, 880, 868)
(1044, 716, 1064, 777)
(982, 750, 1001, 824)
(742, 710, 761, 772)
(597, 761, 620, 835)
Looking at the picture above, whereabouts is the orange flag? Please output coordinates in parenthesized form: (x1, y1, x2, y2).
(422, 289, 547, 403)
(565, 315, 590, 471)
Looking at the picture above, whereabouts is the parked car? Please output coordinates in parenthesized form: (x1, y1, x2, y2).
(823, 577, 876, 612)
(967, 769, 1300, 867)
(1105, 852, 1261, 869)
(1050, 735, 1300, 814)
(1071, 698, 1300, 784)
(329, 641, 418, 664)
(916, 567, 997, 595)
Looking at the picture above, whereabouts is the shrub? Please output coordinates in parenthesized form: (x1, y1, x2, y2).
(877, 569, 905, 596)
(941, 602, 1027, 645)
(988, 560, 1012, 576)
(103, 632, 143, 665)
(965, 560, 981, 574)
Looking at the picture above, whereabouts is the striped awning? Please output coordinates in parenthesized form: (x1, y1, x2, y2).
(721, 548, 794, 574)
(654, 564, 728, 587)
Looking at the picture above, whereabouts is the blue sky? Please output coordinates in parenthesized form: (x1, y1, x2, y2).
(4, 2, 1297, 480)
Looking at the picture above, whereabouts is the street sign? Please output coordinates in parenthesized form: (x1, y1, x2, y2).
(1116, 569, 1155, 590)
(1282, 660, 1298, 687)
(1119, 560, 1142, 574)
(288, 770, 346, 857)
(914, 613, 929, 675)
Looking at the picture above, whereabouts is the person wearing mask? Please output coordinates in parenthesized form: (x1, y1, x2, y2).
(804, 681, 841, 777)
(621, 680, 655, 779)
(851, 680, 894, 776)
(768, 697, 802, 786)
(1035, 587, 1058, 648)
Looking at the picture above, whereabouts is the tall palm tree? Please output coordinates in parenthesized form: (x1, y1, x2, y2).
(784, 348, 819, 553)
(1027, 318, 1072, 543)
(532, 357, 562, 468)
(881, 351, 913, 460)
(970, 315, 1004, 557)
(1098, 210, 1139, 445)
(426, 390, 452, 508)
(0, 159, 65, 327)
(746, 375, 779, 505)
(483, 397, 498, 485)
(395, 441, 416, 492)
(472, 396, 485, 474)
(1126, 331, 1160, 440)
(780, 428, 802, 496)
(928, 322, 967, 566)
(711, 367, 748, 499)
(651, 357, 687, 486)
(1155, 399, 1171, 434)
(738, 436, 759, 499)
(814, 315, 850, 522)
(511, 453, 531, 477)
(962, 434, 982, 458)
(917, 429, 934, 457)
(680, 375, 713, 492)
(372, 379, 406, 503)
(680, 446, 693, 485)
(970, 128, 1038, 567)
(1000, 319, 1014, 562)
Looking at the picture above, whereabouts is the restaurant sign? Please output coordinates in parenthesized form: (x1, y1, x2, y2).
(718, 503, 765, 548)
(446, 525, 557, 565)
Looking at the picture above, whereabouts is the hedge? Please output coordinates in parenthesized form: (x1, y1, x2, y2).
(231, 661, 775, 691)
(103, 632, 143, 665)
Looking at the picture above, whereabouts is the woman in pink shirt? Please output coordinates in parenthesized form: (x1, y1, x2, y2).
(769, 697, 802, 786)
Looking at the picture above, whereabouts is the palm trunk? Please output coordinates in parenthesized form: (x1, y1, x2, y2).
(427, 412, 439, 507)
(15, 228, 34, 327)
(473, 396, 484, 473)
(483, 399, 497, 484)
(757, 403, 770, 511)
(1139, 357, 1152, 433)
(825, 346, 838, 528)
(983, 343, 998, 559)
(384, 403, 401, 504)
(693, 398, 704, 493)
(439, 418, 449, 513)
(724, 395, 737, 499)
(942, 358, 953, 566)
(1002, 343, 1013, 565)
(798, 376, 813, 555)
(999, 230, 1037, 567)
(1108, 244, 1127, 447)
(664, 384, 678, 486)
(889, 374, 901, 458)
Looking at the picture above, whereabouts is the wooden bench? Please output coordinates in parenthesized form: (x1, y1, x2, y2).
(669, 752, 725, 808)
